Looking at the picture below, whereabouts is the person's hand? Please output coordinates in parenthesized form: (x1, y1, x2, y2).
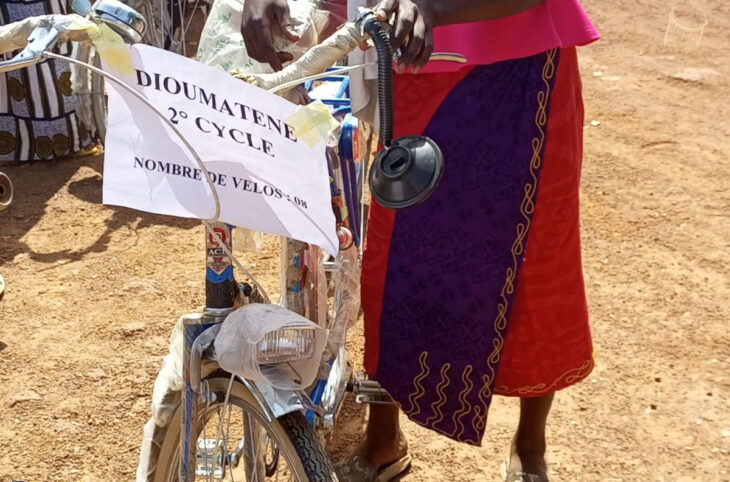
(241, 0, 300, 71)
(375, 0, 435, 73)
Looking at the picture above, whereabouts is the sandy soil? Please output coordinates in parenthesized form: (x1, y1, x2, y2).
(1, 0, 729, 480)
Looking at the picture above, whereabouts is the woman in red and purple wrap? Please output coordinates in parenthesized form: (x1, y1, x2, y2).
(241, 0, 599, 480)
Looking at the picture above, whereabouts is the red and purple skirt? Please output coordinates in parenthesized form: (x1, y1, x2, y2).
(361, 47, 594, 445)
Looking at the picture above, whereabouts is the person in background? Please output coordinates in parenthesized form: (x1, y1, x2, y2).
(241, 0, 599, 480)
(0, 0, 96, 162)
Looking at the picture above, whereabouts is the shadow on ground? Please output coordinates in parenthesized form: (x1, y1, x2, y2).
(0, 153, 198, 266)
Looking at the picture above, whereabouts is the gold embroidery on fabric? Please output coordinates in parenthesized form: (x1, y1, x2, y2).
(405, 351, 431, 417)
(450, 365, 475, 440)
(425, 363, 452, 427)
(472, 48, 558, 436)
(401, 49, 559, 443)
(495, 358, 594, 396)
(411, 414, 478, 445)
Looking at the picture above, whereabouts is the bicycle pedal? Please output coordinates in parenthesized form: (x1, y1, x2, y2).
(351, 371, 395, 405)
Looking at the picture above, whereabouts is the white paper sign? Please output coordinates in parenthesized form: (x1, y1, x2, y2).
(102, 45, 338, 255)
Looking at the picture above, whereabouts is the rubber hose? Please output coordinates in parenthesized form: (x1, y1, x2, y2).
(362, 16, 393, 147)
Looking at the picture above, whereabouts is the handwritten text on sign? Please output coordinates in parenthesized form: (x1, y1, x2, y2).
(102, 45, 338, 255)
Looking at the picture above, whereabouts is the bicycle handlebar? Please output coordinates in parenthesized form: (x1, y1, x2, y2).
(0, 0, 146, 73)
(0, 15, 89, 72)
(0, 4, 459, 301)
(237, 10, 465, 146)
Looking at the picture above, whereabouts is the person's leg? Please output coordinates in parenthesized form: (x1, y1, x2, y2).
(349, 70, 471, 478)
(353, 403, 408, 469)
(498, 49, 591, 482)
(513, 393, 555, 477)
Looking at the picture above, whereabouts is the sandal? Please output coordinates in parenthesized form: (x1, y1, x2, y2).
(335, 454, 412, 482)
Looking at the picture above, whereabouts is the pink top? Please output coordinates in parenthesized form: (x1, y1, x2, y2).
(423, 0, 599, 73)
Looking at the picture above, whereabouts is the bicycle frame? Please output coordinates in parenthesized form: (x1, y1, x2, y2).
(1, 6, 441, 480)
(177, 81, 371, 478)
(0, 6, 299, 480)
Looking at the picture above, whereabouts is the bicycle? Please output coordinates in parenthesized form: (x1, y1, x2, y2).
(0, 3, 454, 480)
(139, 12, 401, 481)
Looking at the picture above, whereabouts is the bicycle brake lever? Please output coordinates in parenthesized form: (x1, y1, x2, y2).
(0, 24, 61, 74)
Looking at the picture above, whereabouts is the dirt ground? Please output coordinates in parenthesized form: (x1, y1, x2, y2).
(1, 0, 729, 480)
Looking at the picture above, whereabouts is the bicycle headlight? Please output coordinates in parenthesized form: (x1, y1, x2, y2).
(215, 304, 327, 390)
(257, 326, 317, 364)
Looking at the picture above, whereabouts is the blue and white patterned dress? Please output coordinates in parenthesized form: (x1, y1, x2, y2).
(0, 0, 95, 162)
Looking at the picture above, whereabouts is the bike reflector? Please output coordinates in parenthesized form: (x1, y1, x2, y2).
(0, 172, 12, 211)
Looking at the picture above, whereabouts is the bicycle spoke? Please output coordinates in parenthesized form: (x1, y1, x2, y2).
(214, 375, 235, 480)
(247, 412, 260, 482)
(159, 0, 165, 46)
(183, 0, 203, 39)
(190, 409, 306, 481)
(252, 415, 260, 482)
(202, 405, 209, 481)
(226, 403, 235, 482)
(178, 0, 186, 56)
(182, 376, 316, 482)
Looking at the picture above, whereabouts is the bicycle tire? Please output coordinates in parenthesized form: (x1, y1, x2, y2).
(148, 377, 336, 482)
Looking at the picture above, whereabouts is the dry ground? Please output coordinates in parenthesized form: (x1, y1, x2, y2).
(1, 0, 729, 480)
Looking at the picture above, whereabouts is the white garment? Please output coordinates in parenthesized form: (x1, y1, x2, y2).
(197, 0, 329, 74)
(346, 0, 379, 126)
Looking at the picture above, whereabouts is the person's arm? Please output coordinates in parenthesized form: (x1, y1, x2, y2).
(376, 0, 545, 72)
(241, 0, 544, 72)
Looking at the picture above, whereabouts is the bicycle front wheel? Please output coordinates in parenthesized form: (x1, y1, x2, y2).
(150, 377, 336, 482)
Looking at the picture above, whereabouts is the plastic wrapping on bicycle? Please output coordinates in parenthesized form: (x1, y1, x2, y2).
(0, 14, 95, 55)
(235, 18, 367, 93)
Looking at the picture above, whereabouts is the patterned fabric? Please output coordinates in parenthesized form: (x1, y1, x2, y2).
(0, 0, 93, 162)
(494, 47, 593, 397)
(361, 48, 593, 446)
